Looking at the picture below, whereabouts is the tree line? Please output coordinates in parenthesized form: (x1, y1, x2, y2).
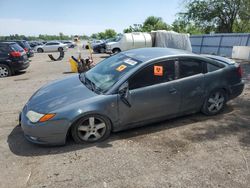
(1, 0, 249, 41)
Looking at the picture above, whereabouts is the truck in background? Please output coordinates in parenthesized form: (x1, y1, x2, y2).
(105, 33, 152, 54)
(105, 31, 192, 54)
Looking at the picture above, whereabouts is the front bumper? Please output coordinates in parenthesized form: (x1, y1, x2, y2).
(20, 109, 70, 145)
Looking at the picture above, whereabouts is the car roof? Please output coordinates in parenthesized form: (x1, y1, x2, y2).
(122, 47, 194, 62)
(202, 54, 236, 65)
(0, 41, 16, 45)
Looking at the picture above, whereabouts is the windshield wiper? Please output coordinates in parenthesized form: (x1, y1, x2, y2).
(79, 73, 103, 94)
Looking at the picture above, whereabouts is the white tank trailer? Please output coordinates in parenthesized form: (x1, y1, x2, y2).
(105, 31, 192, 54)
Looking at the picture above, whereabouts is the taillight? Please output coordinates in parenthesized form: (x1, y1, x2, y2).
(237, 65, 243, 78)
(24, 48, 28, 52)
(10, 51, 21, 57)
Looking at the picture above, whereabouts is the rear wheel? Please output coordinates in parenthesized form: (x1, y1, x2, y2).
(202, 89, 226, 115)
(37, 48, 43, 53)
(71, 114, 111, 144)
(0, 64, 11, 78)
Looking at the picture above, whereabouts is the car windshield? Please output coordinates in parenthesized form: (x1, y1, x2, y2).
(114, 36, 122, 42)
(80, 53, 142, 93)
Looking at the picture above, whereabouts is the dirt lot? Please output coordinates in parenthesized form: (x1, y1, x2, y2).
(0, 48, 250, 188)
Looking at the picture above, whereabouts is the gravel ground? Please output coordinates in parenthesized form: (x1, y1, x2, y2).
(0, 48, 250, 188)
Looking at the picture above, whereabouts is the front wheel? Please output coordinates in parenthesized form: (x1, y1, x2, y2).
(201, 89, 227, 115)
(71, 115, 112, 144)
(112, 48, 121, 54)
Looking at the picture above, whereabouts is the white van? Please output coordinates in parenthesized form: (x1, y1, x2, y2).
(106, 33, 152, 53)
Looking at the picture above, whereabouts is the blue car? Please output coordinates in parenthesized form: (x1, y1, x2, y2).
(20, 48, 244, 145)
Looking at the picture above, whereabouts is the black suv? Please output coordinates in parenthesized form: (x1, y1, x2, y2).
(0, 42, 30, 77)
(11, 40, 34, 57)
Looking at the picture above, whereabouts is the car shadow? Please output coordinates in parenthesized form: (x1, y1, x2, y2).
(183, 97, 250, 148)
(8, 104, 243, 157)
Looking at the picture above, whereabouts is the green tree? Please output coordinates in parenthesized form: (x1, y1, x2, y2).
(142, 16, 171, 31)
(123, 24, 143, 33)
(90, 29, 117, 39)
(180, 0, 250, 33)
(172, 18, 202, 34)
(123, 16, 171, 33)
(103, 29, 117, 39)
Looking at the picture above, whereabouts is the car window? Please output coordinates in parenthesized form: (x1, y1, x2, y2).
(207, 63, 220, 72)
(129, 60, 175, 90)
(10, 43, 24, 52)
(46, 42, 57, 45)
(0, 44, 8, 53)
(23, 41, 31, 48)
(178, 59, 203, 78)
(84, 53, 142, 93)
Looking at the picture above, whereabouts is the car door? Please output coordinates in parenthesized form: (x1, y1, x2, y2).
(177, 58, 205, 113)
(44, 42, 52, 52)
(0, 44, 9, 62)
(51, 42, 59, 51)
(118, 59, 181, 126)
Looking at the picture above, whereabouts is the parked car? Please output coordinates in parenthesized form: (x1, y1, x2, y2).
(34, 41, 68, 53)
(93, 38, 116, 53)
(28, 41, 43, 49)
(106, 33, 152, 54)
(20, 48, 244, 145)
(0, 42, 29, 77)
(84, 40, 104, 49)
(61, 41, 75, 48)
(10, 40, 34, 57)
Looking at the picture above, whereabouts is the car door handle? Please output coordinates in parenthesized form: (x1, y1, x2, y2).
(169, 88, 177, 94)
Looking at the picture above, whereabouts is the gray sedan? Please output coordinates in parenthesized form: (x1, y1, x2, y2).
(20, 48, 244, 145)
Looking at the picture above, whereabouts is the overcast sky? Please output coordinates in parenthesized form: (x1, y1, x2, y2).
(0, 0, 182, 36)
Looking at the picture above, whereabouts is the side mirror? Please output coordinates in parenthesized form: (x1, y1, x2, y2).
(118, 82, 131, 107)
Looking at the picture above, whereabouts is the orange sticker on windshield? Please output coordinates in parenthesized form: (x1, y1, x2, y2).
(116, 64, 127, 72)
(154, 66, 163, 76)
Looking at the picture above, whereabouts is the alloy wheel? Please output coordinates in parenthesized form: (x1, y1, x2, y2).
(207, 91, 225, 113)
(77, 117, 107, 142)
(0, 66, 9, 77)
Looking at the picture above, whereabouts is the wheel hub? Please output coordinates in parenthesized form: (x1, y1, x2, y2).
(0, 67, 8, 77)
(77, 117, 106, 141)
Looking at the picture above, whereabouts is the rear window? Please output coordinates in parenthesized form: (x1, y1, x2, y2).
(207, 63, 221, 72)
(179, 59, 203, 78)
(10, 43, 24, 52)
(23, 41, 31, 48)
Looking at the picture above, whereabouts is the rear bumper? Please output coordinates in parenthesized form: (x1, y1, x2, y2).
(11, 60, 30, 72)
(228, 81, 244, 100)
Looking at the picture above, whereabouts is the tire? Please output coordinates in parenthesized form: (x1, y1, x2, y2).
(58, 47, 63, 52)
(201, 89, 227, 115)
(37, 48, 43, 53)
(0, 64, 12, 78)
(112, 48, 121, 54)
(71, 114, 112, 144)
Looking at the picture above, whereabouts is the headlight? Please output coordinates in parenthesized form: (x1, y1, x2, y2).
(26, 111, 56, 123)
